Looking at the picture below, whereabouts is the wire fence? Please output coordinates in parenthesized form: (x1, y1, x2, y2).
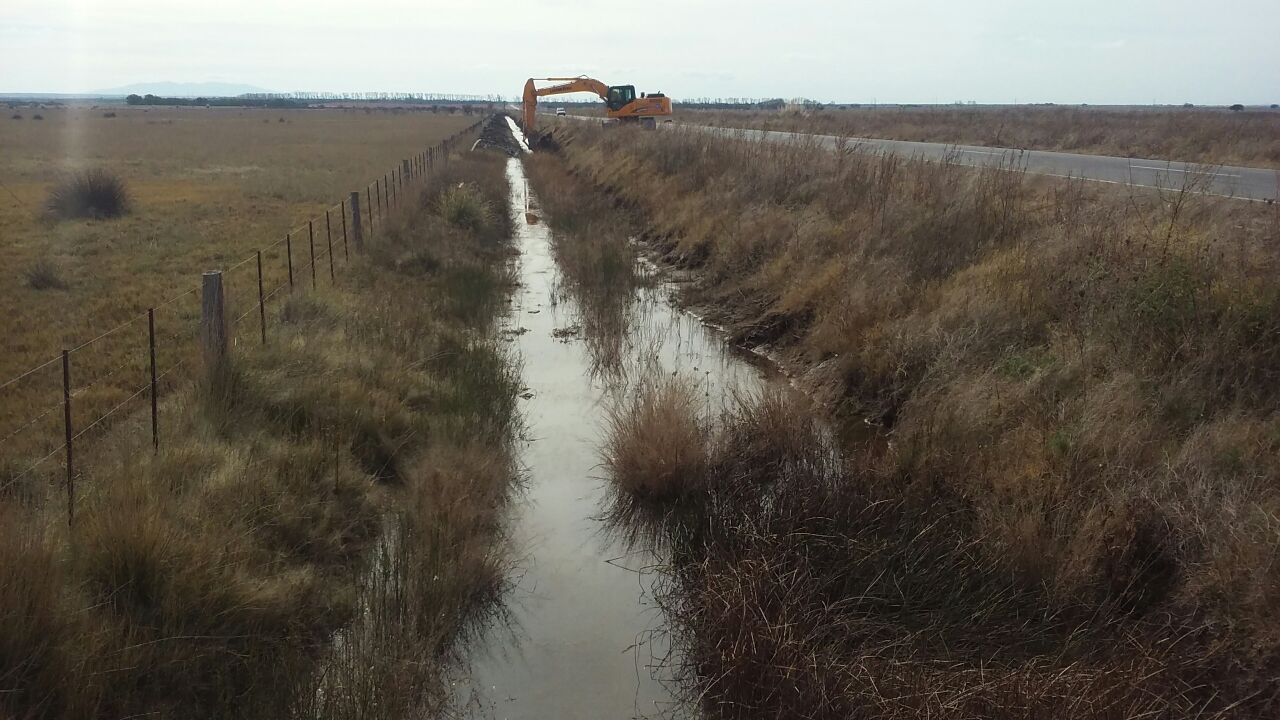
(0, 118, 485, 521)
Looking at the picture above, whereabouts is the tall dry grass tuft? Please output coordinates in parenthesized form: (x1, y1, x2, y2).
(45, 168, 130, 220)
(552, 122, 1280, 716)
(604, 377, 710, 500)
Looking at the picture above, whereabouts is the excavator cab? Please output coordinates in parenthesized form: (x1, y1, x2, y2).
(606, 85, 637, 112)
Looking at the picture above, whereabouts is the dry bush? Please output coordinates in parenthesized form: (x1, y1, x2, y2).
(553, 123, 1280, 715)
(44, 168, 130, 220)
(604, 377, 710, 500)
(23, 259, 67, 290)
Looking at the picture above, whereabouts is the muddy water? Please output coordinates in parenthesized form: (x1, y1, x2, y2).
(457, 158, 768, 718)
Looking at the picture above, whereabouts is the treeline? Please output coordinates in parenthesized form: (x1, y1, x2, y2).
(125, 93, 308, 108)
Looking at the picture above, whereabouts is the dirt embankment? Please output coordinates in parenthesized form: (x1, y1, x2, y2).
(542, 122, 1280, 718)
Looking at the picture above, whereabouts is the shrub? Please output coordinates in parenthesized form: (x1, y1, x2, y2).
(603, 378, 710, 500)
(23, 259, 67, 290)
(31, 114, 43, 120)
(102, 111, 116, 118)
(9, 114, 19, 120)
(45, 169, 130, 220)
(1229, 104, 1245, 112)
(436, 183, 494, 233)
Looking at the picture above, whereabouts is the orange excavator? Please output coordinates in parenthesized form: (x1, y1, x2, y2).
(522, 76, 671, 134)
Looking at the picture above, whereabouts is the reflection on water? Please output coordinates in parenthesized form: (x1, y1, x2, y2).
(456, 158, 769, 719)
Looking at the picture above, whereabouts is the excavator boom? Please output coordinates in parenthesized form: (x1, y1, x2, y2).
(522, 76, 672, 134)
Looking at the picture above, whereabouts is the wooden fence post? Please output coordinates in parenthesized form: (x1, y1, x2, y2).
(349, 191, 364, 252)
(201, 271, 228, 376)
(403, 158, 412, 183)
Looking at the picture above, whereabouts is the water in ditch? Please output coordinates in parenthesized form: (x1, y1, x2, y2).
(454, 157, 772, 719)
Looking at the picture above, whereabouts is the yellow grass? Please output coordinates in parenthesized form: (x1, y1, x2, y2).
(0, 141, 521, 719)
(0, 106, 473, 469)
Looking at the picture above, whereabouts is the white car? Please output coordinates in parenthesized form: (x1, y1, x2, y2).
(555, 107, 566, 116)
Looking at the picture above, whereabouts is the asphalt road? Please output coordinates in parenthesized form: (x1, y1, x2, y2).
(688, 125, 1279, 202)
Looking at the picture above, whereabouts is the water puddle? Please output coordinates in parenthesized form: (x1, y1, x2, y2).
(456, 157, 770, 718)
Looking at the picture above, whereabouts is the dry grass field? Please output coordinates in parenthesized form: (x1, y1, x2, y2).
(0, 133, 522, 719)
(0, 106, 474, 469)
(548, 122, 1280, 717)
(679, 105, 1280, 168)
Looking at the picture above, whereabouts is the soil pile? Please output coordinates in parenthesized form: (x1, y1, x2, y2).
(473, 114, 525, 156)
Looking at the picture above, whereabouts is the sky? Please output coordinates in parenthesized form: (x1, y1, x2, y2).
(1, 0, 1277, 104)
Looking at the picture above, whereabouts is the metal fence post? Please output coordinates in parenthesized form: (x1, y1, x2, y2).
(62, 349, 73, 527)
(308, 220, 317, 289)
(286, 233, 294, 288)
(201, 271, 228, 377)
(256, 251, 266, 344)
(148, 308, 158, 450)
(325, 210, 335, 282)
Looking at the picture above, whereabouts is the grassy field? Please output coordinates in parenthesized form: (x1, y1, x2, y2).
(677, 105, 1280, 168)
(547, 122, 1280, 717)
(0, 130, 523, 718)
(0, 106, 474, 470)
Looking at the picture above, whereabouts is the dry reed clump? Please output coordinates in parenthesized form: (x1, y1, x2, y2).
(551, 123, 1280, 715)
(604, 377, 710, 500)
(0, 140, 520, 719)
(45, 168, 130, 220)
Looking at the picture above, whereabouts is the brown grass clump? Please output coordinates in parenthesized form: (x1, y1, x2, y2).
(604, 377, 710, 500)
(550, 123, 1280, 716)
(45, 168, 130, 220)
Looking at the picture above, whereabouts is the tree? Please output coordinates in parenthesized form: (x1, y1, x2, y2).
(1229, 104, 1245, 111)
(125, 94, 142, 105)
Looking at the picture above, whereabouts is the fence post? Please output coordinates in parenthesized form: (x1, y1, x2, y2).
(366, 187, 373, 236)
(346, 193, 358, 255)
(403, 158, 411, 183)
(62, 349, 73, 527)
(256, 251, 266, 344)
(377, 178, 383, 217)
(286, 233, 294, 288)
(308, 220, 317, 289)
(201, 271, 228, 377)
(325, 210, 335, 282)
(148, 309, 158, 451)
(345, 193, 355, 254)
(391, 171, 397, 208)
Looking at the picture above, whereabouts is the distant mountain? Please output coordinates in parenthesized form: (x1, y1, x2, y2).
(90, 81, 273, 98)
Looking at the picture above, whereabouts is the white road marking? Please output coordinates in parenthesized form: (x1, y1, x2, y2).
(1129, 164, 1241, 178)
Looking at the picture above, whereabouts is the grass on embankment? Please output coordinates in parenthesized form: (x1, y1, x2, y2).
(0, 137, 519, 719)
(552, 123, 1280, 717)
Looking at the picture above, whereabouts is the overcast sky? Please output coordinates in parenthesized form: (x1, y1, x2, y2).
(1, 0, 1276, 104)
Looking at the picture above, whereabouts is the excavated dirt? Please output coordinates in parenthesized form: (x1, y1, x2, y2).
(472, 114, 525, 156)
